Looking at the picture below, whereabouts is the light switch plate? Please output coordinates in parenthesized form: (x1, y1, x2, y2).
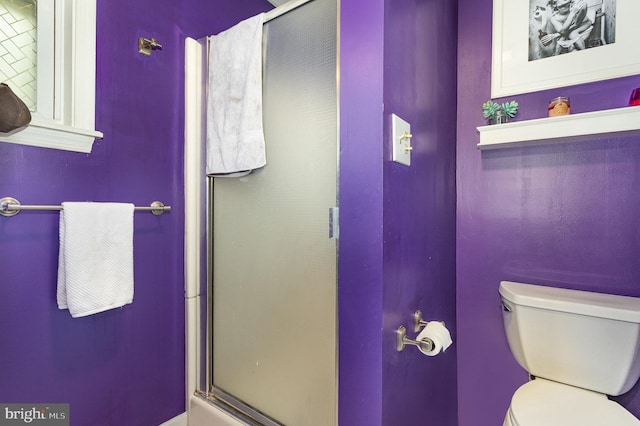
(391, 114, 411, 166)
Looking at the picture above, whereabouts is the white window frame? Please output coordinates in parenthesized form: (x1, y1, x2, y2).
(0, 0, 102, 153)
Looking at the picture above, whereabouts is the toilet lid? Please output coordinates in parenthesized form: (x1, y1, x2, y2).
(509, 379, 640, 426)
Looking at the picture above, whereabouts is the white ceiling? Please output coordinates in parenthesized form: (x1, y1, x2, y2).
(268, 0, 291, 6)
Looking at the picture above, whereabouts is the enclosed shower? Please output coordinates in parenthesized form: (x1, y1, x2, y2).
(185, 0, 338, 424)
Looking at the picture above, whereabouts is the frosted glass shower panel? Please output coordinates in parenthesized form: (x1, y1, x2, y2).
(211, 0, 337, 425)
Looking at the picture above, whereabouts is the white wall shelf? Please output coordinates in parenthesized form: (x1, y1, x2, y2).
(477, 106, 640, 149)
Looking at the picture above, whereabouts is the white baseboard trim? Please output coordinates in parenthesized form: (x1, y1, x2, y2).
(160, 412, 188, 426)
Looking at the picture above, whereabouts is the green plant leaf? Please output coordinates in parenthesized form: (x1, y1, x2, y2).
(501, 100, 519, 118)
(482, 100, 500, 119)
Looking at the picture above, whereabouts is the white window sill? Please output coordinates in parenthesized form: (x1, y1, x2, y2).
(0, 119, 102, 153)
(476, 106, 640, 149)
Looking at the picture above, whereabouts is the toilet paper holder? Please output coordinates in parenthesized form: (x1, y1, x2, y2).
(414, 310, 445, 332)
(397, 311, 447, 352)
(396, 325, 435, 353)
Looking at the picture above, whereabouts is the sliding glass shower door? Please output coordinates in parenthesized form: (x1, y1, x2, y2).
(210, 0, 337, 424)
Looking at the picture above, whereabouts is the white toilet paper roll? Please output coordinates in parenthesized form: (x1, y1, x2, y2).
(416, 321, 453, 356)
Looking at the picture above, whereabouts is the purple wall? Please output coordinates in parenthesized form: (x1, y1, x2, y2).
(381, 0, 458, 425)
(0, 0, 270, 425)
(339, 0, 458, 424)
(457, 0, 640, 424)
(338, 0, 385, 424)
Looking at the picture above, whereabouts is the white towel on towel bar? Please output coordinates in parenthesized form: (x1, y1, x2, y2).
(57, 202, 135, 318)
(206, 13, 266, 177)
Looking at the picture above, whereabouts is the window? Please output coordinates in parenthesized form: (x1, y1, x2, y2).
(0, 0, 101, 152)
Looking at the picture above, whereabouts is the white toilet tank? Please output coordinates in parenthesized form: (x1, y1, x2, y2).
(500, 281, 640, 396)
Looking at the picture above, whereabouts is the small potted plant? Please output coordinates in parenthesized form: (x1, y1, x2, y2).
(482, 99, 519, 124)
(500, 100, 519, 120)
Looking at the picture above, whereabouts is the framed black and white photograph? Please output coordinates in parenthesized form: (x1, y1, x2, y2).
(491, 0, 639, 97)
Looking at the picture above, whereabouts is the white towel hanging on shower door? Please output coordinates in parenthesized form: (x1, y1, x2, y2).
(206, 13, 266, 177)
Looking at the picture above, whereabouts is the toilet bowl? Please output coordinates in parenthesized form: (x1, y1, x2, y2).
(499, 281, 640, 425)
(503, 378, 640, 426)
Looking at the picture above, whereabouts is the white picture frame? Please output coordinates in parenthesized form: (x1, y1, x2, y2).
(491, 0, 640, 98)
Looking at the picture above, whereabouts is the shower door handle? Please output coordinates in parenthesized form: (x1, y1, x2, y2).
(329, 207, 339, 239)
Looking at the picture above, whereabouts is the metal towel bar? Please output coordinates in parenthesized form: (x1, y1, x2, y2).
(0, 197, 171, 217)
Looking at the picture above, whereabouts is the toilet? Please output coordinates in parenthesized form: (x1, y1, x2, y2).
(500, 280, 640, 426)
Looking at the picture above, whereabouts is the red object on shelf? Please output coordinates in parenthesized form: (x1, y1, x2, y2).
(630, 88, 640, 106)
